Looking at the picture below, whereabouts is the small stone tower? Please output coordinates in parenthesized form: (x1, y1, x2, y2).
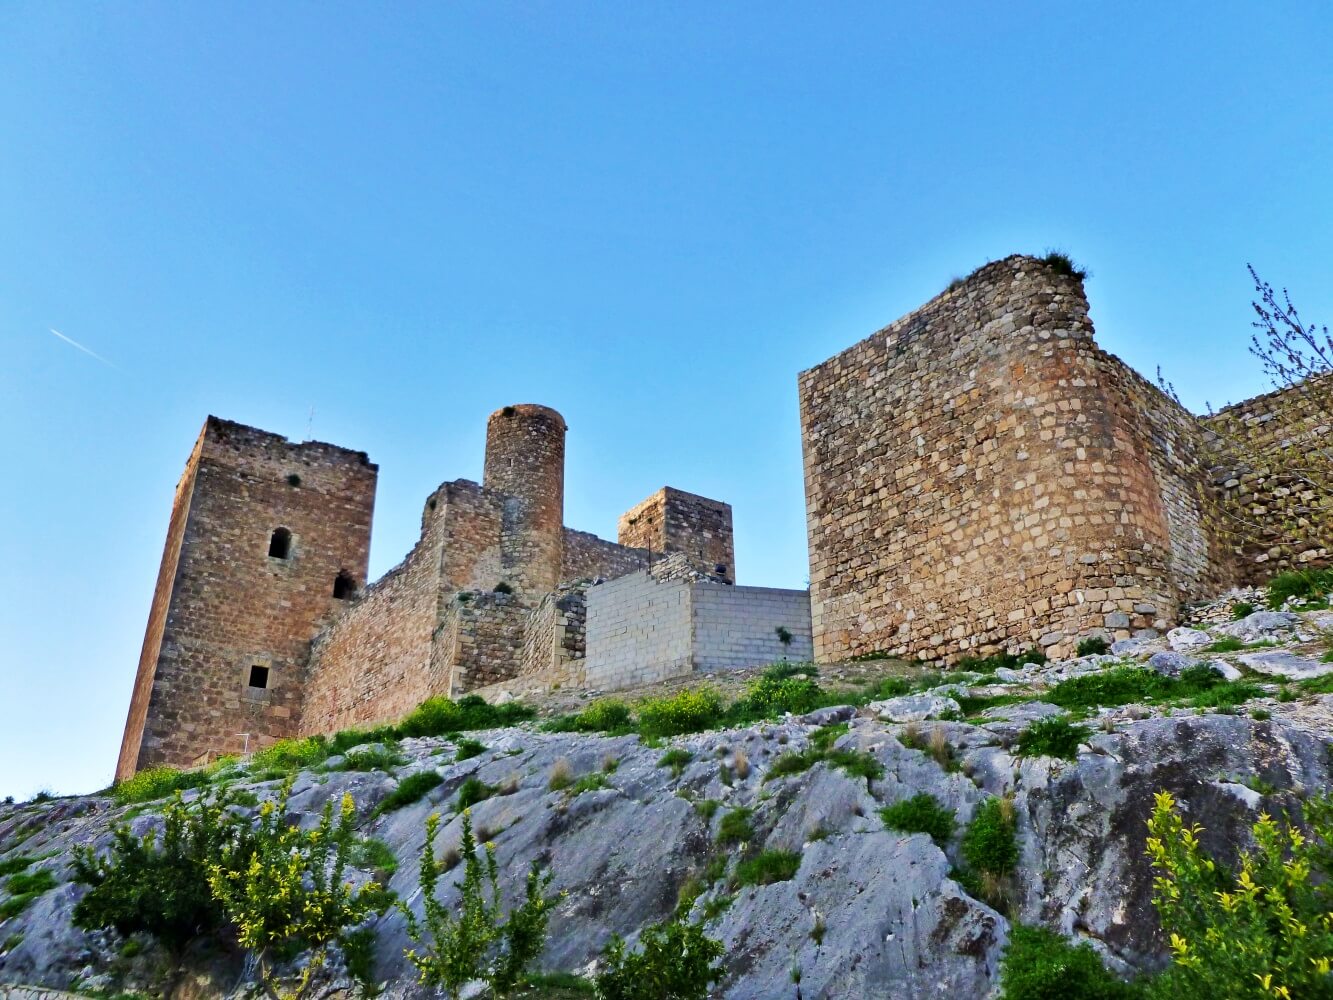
(618, 487, 735, 581)
(115, 417, 377, 779)
(483, 404, 566, 596)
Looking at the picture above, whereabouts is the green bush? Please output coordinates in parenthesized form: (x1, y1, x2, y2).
(1043, 665, 1259, 713)
(457, 777, 498, 810)
(249, 736, 329, 773)
(333, 744, 406, 772)
(956, 647, 1047, 674)
(454, 738, 486, 762)
(351, 837, 399, 877)
(732, 675, 823, 718)
(329, 726, 397, 755)
(1231, 601, 1256, 620)
(374, 770, 443, 816)
(765, 749, 821, 781)
(880, 793, 955, 847)
(824, 749, 883, 783)
(72, 787, 252, 955)
(717, 807, 754, 845)
(962, 797, 1018, 880)
(1015, 716, 1090, 761)
(113, 765, 210, 805)
(1203, 637, 1245, 653)
(0, 867, 57, 919)
(549, 699, 634, 734)
(569, 773, 611, 796)
(403, 810, 557, 1000)
(1266, 568, 1333, 608)
(998, 924, 1138, 999)
(637, 688, 724, 738)
(0, 855, 36, 878)
(594, 919, 724, 1000)
(733, 850, 801, 888)
(760, 662, 818, 681)
(397, 695, 534, 738)
(1041, 251, 1088, 280)
(1145, 789, 1333, 999)
(1076, 637, 1110, 657)
(657, 748, 693, 777)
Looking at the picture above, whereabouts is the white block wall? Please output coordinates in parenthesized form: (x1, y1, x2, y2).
(692, 581, 813, 670)
(584, 571, 695, 690)
(584, 570, 813, 691)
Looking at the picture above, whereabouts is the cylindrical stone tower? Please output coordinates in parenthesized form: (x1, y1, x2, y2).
(483, 404, 566, 596)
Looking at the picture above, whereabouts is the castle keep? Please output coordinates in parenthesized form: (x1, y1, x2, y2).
(118, 405, 812, 778)
(800, 254, 1329, 665)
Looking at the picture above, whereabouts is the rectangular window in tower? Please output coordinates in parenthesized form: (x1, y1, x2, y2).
(248, 665, 270, 689)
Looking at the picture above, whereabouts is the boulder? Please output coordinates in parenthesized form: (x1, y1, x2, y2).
(868, 694, 961, 723)
(1237, 650, 1332, 681)
(1166, 627, 1212, 652)
(1217, 611, 1300, 643)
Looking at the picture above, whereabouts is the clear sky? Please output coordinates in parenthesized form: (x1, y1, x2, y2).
(3, 3, 1331, 800)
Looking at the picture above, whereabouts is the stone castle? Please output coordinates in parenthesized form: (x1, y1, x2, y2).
(116, 254, 1328, 777)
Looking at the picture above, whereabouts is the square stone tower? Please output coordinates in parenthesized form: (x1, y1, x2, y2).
(618, 487, 735, 582)
(115, 417, 377, 779)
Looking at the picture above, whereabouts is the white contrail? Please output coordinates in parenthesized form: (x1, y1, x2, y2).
(48, 328, 120, 370)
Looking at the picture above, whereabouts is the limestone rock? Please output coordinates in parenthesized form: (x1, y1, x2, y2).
(1166, 627, 1212, 652)
(1237, 649, 1332, 681)
(868, 694, 962, 722)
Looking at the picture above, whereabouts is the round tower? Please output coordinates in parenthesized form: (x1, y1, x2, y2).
(483, 403, 566, 595)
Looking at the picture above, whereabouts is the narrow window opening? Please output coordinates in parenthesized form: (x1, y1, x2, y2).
(268, 527, 292, 559)
(333, 572, 356, 600)
(248, 665, 270, 689)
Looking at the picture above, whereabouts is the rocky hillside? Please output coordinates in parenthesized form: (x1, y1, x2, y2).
(2, 593, 1331, 999)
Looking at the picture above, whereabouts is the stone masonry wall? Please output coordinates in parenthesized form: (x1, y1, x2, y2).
(800, 256, 1178, 664)
(518, 584, 589, 690)
(618, 488, 736, 582)
(1204, 379, 1333, 580)
(440, 593, 529, 695)
(119, 418, 376, 776)
(690, 583, 813, 670)
(562, 527, 649, 582)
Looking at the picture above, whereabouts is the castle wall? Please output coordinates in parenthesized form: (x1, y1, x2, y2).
(562, 527, 648, 582)
(1204, 379, 1333, 580)
(618, 488, 736, 582)
(440, 592, 529, 695)
(584, 571, 695, 690)
(691, 583, 813, 670)
(518, 585, 588, 691)
(118, 418, 375, 776)
(799, 256, 1178, 664)
(300, 481, 506, 735)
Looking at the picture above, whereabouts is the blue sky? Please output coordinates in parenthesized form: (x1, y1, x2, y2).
(3, 3, 1331, 799)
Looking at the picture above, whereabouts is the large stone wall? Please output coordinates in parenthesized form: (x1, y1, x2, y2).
(518, 584, 589, 690)
(117, 418, 376, 776)
(618, 488, 736, 582)
(440, 593, 530, 695)
(800, 256, 1179, 664)
(1204, 380, 1332, 580)
(562, 527, 648, 582)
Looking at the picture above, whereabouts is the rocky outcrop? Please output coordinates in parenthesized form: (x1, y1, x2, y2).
(2, 606, 1332, 998)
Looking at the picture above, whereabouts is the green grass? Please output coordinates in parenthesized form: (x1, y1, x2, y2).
(766, 749, 821, 780)
(733, 850, 801, 888)
(1014, 716, 1090, 760)
(515, 972, 598, 997)
(543, 698, 634, 734)
(694, 799, 720, 821)
(657, 748, 693, 776)
(1203, 636, 1245, 653)
(955, 647, 1047, 674)
(1301, 673, 1333, 695)
(1075, 637, 1110, 657)
(453, 738, 486, 762)
(569, 772, 611, 796)
(372, 769, 443, 816)
(998, 924, 1140, 999)
(0, 867, 56, 920)
(1041, 250, 1088, 280)
(1042, 665, 1261, 714)
(456, 776, 498, 809)
(1321, 649, 1333, 664)
(880, 793, 955, 846)
(717, 807, 754, 845)
(824, 749, 883, 783)
(350, 837, 398, 876)
(112, 765, 210, 805)
(1266, 568, 1333, 609)
(1231, 601, 1256, 620)
(0, 855, 36, 878)
(955, 693, 1028, 718)
(331, 744, 406, 771)
(250, 736, 330, 773)
(396, 694, 535, 738)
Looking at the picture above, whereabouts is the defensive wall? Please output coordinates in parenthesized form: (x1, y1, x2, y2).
(799, 254, 1329, 664)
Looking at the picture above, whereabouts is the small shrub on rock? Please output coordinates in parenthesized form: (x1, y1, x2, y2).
(880, 793, 955, 847)
(113, 765, 211, 805)
(1230, 601, 1256, 620)
(374, 770, 443, 816)
(717, 807, 754, 845)
(637, 688, 724, 738)
(397, 695, 534, 738)
(454, 738, 486, 762)
(657, 748, 693, 777)
(962, 797, 1019, 886)
(595, 919, 723, 1000)
(733, 850, 801, 888)
(998, 924, 1137, 999)
(1266, 568, 1333, 608)
(1075, 636, 1110, 657)
(1015, 716, 1090, 761)
(457, 777, 498, 810)
(250, 736, 330, 774)
(956, 647, 1047, 674)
